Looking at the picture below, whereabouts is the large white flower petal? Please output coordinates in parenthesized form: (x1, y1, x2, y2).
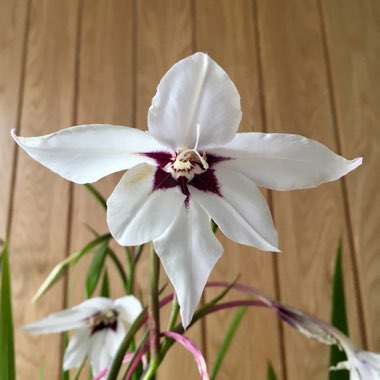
(12, 125, 167, 184)
(358, 351, 380, 371)
(148, 52, 242, 150)
(88, 331, 111, 376)
(63, 327, 90, 370)
(114, 296, 143, 325)
(209, 133, 362, 190)
(190, 166, 279, 252)
(107, 163, 186, 246)
(108, 321, 126, 357)
(23, 307, 94, 334)
(154, 201, 223, 327)
(23, 297, 114, 334)
(88, 325, 125, 376)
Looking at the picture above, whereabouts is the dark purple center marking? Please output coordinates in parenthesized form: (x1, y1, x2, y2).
(91, 319, 118, 335)
(140, 151, 173, 168)
(142, 150, 232, 205)
(90, 311, 118, 335)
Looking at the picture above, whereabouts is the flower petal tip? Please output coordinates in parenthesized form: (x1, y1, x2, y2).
(351, 156, 363, 170)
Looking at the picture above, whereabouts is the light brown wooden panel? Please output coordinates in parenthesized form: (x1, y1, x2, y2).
(257, 0, 364, 378)
(69, 0, 135, 306)
(321, 0, 380, 350)
(194, 0, 283, 378)
(134, 1, 201, 378)
(0, 0, 28, 237)
(9, 0, 79, 378)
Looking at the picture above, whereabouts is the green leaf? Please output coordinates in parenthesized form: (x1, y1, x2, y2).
(0, 241, 15, 380)
(84, 184, 107, 210)
(61, 331, 70, 380)
(32, 234, 111, 302)
(108, 248, 128, 293)
(211, 306, 248, 380)
(266, 362, 277, 380)
(86, 241, 109, 298)
(329, 240, 349, 380)
(38, 360, 44, 380)
(101, 269, 110, 297)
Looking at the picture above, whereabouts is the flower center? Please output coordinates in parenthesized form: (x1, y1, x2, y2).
(88, 309, 118, 334)
(166, 124, 209, 180)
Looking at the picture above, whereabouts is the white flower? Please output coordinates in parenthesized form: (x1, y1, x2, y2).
(23, 296, 142, 376)
(275, 303, 380, 379)
(12, 52, 362, 327)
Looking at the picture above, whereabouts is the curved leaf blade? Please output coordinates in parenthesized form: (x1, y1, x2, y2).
(329, 240, 349, 380)
(0, 241, 15, 380)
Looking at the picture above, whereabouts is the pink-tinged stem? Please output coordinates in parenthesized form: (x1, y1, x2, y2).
(161, 332, 210, 380)
(125, 344, 150, 380)
(206, 281, 274, 307)
(205, 300, 268, 315)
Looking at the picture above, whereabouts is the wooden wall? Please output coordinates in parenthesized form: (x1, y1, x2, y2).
(1, 0, 379, 379)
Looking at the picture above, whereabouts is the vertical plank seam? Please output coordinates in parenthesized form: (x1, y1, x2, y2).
(59, 0, 84, 376)
(6, 0, 32, 241)
(132, 0, 138, 129)
(316, 0, 370, 349)
(251, 0, 288, 378)
(190, 0, 208, 363)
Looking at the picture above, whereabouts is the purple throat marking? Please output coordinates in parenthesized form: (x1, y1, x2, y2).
(141, 151, 231, 203)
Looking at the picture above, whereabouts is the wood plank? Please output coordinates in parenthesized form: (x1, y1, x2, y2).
(194, 0, 283, 378)
(0, 0, 28, 237)
(9, 0, 79, 378)
(257, 0, 364, 378)
(321, 0, 380, 349)
(135, 1, 201, 379)
(69, 0, 134, 305)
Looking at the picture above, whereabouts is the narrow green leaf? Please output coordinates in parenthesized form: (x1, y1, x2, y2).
(266, 362, 277, 380)
(108, 248, 128, 293)
(0, 241, 15, 380)
(211, 306, 248, 380)
(38, 360, 44, 380)
(32, 234, 111, 302)
(84, 183, 107, 209)
(86, 241, 109, 298)
(61, 331, 70, 380)
(329, 240, 349, 380)
(100, 269, 110, 297)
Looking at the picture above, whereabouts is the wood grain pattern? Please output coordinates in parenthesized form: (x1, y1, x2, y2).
(69, 0, 134, 305)
(194, 0, 283, 378)
(257, 0, 363, 378)
(2, 0, 378, 379)
(321, 0, 380, 350)
(9, 0, 79, 378)
(0, 0, 28, 237)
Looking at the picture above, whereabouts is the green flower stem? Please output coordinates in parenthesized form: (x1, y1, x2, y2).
(125, 247, 135, 295)
(106, 308, 147, 380)
(156, 279, 239, 366)
(143, 245, 161, 380)
(167, 295, 180, 331)
(122, 331, 149, 380)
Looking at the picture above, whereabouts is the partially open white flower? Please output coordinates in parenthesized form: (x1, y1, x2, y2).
(275, 303, 380, 379)
(23, 296, 142, 376)
(12, 52, 362, 327)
